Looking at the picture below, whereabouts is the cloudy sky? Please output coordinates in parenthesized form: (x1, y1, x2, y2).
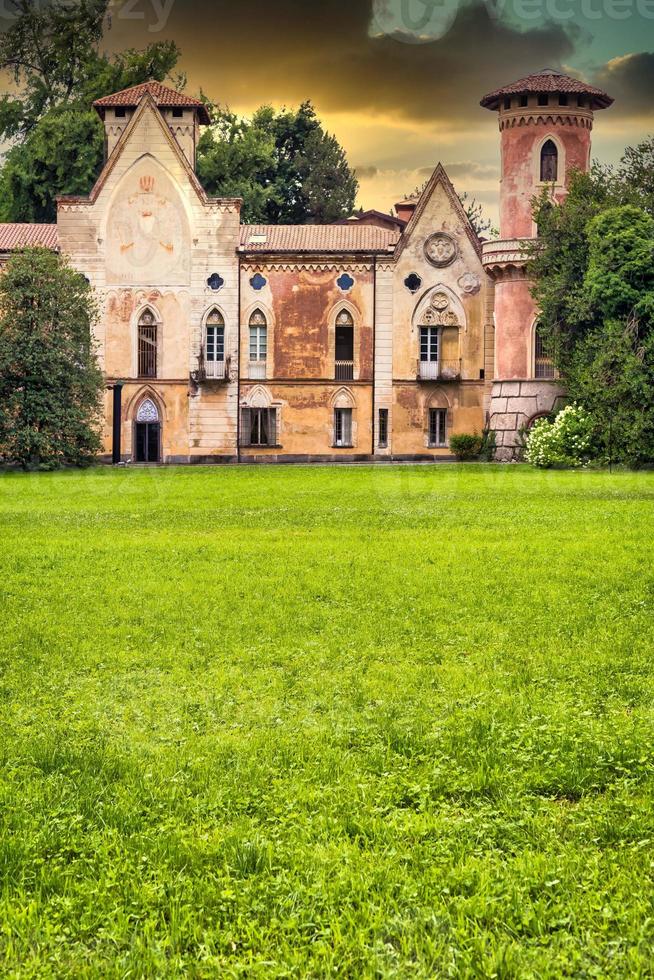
(101, 0, 654, 220)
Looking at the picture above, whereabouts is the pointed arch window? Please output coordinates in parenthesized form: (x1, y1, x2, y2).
(138, 308, 158, 378)
(540, 139, 558, 182)
(335, 309, 354, 380)
(534, 323, 555, 379)
(205, 308, 225, 379)
(249, 310, 267, 379)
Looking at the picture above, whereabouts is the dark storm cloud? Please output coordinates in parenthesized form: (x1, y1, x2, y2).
(592, 53, 654, 117)
(108, 0, 579, 125)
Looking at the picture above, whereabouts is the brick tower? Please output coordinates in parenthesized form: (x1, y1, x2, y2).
(480, 70, 612, 460)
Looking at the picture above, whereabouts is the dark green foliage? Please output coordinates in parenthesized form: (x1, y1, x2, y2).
(197, 102, 358, 224)
(0, 0, 181, 221)
(0, 248, 104, 468)
(0, 108, 104, 222)
(449, 432, 483, 460)
(530, 142, 654, 466)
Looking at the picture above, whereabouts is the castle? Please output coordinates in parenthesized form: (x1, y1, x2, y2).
(0, 71, 612, 462)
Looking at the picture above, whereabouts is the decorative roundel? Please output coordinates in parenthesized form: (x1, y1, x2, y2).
(250, 273, 267, 291)
(458, 272, 481, 295)
(336, 273, 355, 292)
(207, 272, 225, 291)
(430, 292, 449, 311)
(404, 273, 422, 294)
(424, 232, 457, 268)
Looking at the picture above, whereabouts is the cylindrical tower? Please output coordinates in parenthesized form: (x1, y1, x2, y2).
(480, 69, 612, 459)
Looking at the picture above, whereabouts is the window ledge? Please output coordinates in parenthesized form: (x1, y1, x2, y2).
(240, 444, 283, 450)
(331, 444, 354, 449)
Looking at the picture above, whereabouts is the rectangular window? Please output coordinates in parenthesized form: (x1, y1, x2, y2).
(378, 409, 388, 449)
(420, 327, 439, 362)
(428, 408, 447, 448)
(334, 408, 353, 447)
(114, 107, 126, 118)
(172, 107, 184, 118)
(249, 324, 267, 361)
(206, 325, 225, 362)
(241, 407, 277, 447)
(138, 324, 157, 378)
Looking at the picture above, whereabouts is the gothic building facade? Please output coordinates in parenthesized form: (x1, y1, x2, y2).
(0, 71, 612, 462)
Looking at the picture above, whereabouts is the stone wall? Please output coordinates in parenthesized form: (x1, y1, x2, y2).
(489, 379, 566, 461)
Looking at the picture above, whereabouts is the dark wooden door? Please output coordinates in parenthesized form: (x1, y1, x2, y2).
(135, 422, 160, 463)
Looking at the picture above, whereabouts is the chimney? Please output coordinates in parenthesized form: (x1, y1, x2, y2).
(395, 198, 418, 224)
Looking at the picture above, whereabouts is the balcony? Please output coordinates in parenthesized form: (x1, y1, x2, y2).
(193, 353, 230, 385)
(205, 358, 226, 381)
(417, 359, 461, 382)
(248, 360, 267, 380)
(335, 360, 354, 381)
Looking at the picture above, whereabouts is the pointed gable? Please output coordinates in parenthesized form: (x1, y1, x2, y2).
(394, 163, 482, 263)
(65, 93, 213, 208)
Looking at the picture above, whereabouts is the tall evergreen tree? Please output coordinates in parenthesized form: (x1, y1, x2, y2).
(0, 248, 104, 468)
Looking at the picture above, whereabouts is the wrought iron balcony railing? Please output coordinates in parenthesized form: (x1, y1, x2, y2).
(335, 360, 354, 381)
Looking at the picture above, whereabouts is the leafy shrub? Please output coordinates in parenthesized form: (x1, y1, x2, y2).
(449, 433, 483, 460)
(479, 429, 497, 462)
(525, 403, 595, 468)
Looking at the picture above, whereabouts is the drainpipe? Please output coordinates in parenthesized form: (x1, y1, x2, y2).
(371, 255, 377, 457)
(110, 381, 124, 464)
(236, 254, 242, 463)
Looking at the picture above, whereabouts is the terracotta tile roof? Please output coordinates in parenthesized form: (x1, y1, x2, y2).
(93, 81, 211, 124)
(0, 224, 58, 251)
(240, 224, 399, 253)
(480, 69, 613, 110)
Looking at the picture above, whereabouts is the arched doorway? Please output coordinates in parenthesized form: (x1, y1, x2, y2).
(135, 398, 161, 463)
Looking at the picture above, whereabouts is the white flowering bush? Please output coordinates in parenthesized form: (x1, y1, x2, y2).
(525, 403, 595, 468)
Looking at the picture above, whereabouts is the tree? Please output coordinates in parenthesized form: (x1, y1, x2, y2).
(197, 102, 358, 224)
(0, 248, 104, 468)
(458, 192, 497, 238)
(0, 0, 182, 221)
(530, 154, 654, 466)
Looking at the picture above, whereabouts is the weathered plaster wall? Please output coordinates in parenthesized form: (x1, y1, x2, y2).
(239, 264, 374, 381)
(58, 98, 241, 460)
(240, 383, 373, 458)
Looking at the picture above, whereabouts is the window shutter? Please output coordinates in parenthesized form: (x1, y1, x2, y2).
(240, 408, 251, 446)
(269, 408, 277, 447)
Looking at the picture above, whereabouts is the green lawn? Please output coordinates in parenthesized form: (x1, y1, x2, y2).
(2, 465, 654, 978)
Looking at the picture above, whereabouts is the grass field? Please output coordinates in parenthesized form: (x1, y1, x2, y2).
(1, 465, 654, 977)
